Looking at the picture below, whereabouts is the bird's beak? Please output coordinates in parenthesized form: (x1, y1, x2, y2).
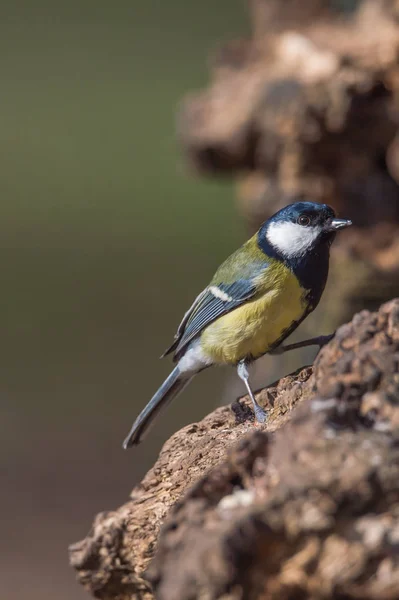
(327, 218, 352, 231)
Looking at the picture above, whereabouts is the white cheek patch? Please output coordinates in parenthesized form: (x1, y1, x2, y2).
(266, 221, 322, 258)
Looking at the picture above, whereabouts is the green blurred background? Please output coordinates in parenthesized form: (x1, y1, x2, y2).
(0, 2, 320, 598)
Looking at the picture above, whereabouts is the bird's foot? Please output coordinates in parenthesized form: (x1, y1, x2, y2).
(270, 333, 335, 355)
(253, 402, 268, 424)
(314, 333, 335, 348)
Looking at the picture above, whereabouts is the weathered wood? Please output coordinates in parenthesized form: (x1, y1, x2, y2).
(70, 300, 399, 600)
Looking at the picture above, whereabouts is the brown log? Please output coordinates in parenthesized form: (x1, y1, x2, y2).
(70, 299, 399, 600)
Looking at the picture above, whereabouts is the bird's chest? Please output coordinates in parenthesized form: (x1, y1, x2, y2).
(201, 268, 307, 363)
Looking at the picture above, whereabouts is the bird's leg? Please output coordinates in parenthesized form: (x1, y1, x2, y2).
(269, 333, 334, 355)
(237, 360, 267, 423)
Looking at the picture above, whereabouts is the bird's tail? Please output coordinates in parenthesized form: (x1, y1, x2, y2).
(122, 366, 192, 449)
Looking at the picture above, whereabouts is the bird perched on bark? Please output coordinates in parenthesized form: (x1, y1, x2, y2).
(123, 201, 352, 449)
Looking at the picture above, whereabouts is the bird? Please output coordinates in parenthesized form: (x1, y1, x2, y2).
(123, 201, 352, 449)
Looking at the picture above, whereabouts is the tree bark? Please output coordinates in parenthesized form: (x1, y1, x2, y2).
(70, 299, 399, 600)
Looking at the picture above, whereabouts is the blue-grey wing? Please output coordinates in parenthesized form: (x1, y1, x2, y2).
(162, 279, 258, 360)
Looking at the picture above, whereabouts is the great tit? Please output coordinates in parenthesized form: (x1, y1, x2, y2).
(123, 201, 351, 448)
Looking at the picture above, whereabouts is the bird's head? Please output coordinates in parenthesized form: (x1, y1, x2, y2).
(259, 201, 352, 260)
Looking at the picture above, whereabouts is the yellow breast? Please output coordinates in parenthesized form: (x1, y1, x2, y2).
(200, 263, 307, 364)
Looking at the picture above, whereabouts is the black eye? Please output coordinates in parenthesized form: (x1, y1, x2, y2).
(298, 215, 311, 226)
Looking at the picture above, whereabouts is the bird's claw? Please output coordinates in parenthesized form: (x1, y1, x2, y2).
(317, 333, 335, 348)
(253, 404, 268, 424)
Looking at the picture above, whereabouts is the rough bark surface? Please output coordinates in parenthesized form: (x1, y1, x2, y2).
(70, 299, 399, 600)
